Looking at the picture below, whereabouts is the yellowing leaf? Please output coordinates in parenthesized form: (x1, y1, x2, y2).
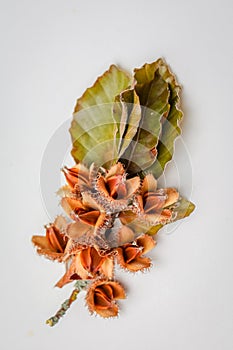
(173, 197, 195, 221)
(121, 65, 170, 174)
(113, 89, 141, 159)
(146, 197, 195, 235)
(145, 59, 183, 178)
(70, 65, 131, 168)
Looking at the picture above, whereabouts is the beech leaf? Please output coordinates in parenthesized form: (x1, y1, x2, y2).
(146, 197, 195, 235)
(70, 65, 131, 168)
(113, 89, 141, 159)
(173, 197, 195, 221)
(120, 66, 170, 174)
(145, 59, 183, 178)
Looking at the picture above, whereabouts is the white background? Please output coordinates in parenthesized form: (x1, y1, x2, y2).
(1, 1, 233, 349)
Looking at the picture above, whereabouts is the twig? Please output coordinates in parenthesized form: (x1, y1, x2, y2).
(46, 280, 89, 327)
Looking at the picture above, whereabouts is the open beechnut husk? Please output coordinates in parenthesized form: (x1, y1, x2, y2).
(32, 58, 195, 325)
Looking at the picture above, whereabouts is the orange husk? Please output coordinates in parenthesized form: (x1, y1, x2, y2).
(116, 234, 156, 271)
(56, 247, 114, 288)
(62, 163, 90, 190)
(86, 279, 126, 318)
(32, 216, 68, 261)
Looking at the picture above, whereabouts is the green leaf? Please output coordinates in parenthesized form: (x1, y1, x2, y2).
(146, 59, 183, 178)
(146, 197, 195, 236)
(131, 220, 163, 236)
(70, 65, 131, 168)
(173, 197, 195, 221)
(120, 65, 170, 174)
(113, 89, 141, 159)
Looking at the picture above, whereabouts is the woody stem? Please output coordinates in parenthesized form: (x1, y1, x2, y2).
(46, 280, 89, 327)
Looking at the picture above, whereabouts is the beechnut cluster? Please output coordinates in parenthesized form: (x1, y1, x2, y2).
(32, 162, 180, 319)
